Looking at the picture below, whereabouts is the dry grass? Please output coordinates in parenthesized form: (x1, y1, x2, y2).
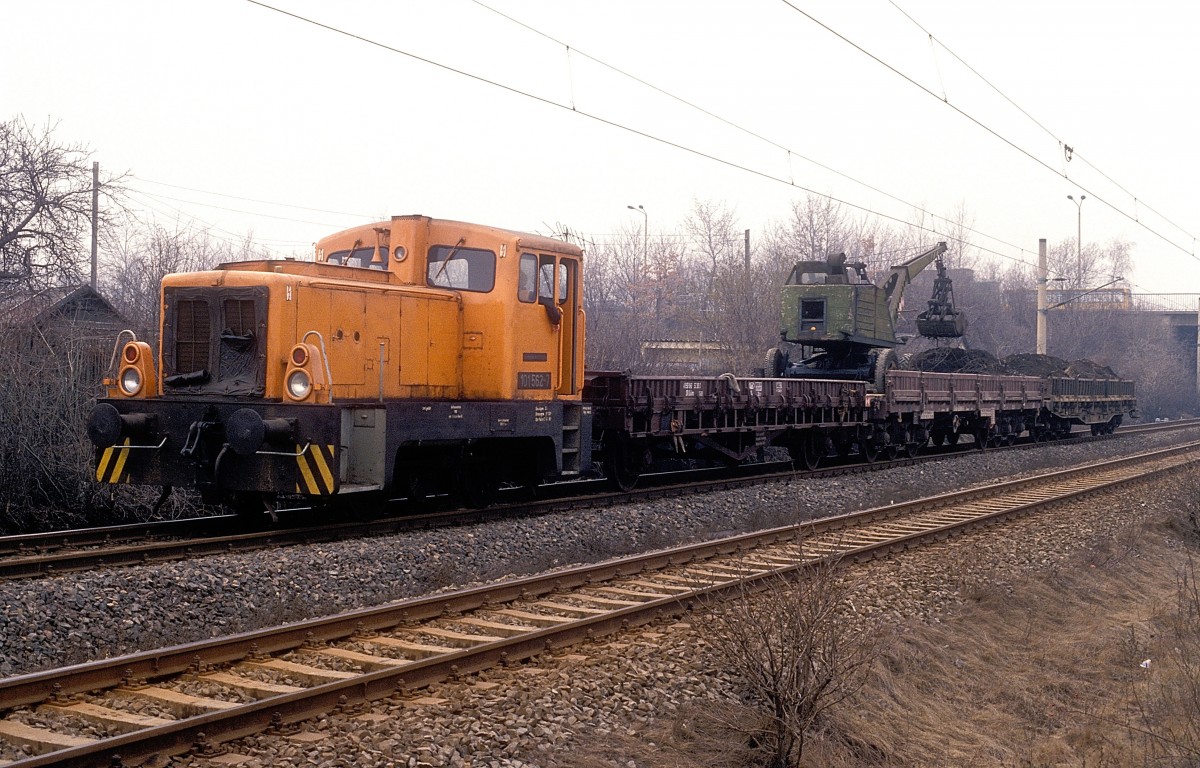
(813, 513, 1200, 767)
(566, 473, 1200, 767)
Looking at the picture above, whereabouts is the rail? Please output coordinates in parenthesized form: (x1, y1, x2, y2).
(1, 419, 1195, 580)
(0, 441, 1196, 766)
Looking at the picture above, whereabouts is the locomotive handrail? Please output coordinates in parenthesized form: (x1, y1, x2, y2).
(256, 442, 312, 458)
(302, 330, 336, 404)
(103, 329, 139, 378)
(110, 437, 168, 451)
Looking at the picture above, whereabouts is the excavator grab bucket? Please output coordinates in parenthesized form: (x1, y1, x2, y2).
(915, 258, 967, 338)
(916, 311, 968, 338)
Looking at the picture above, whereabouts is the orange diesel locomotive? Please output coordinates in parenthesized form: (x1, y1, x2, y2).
(88, 216, 589, 513)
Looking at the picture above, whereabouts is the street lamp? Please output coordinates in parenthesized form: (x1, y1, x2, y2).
(627, 204, 647, 270)
(1067, 194, 1086, 285)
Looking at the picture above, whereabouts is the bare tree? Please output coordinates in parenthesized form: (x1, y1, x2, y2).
(101, 221, 260, 344)
(701, 556, 888, 767)
(0, 117, 125, 290)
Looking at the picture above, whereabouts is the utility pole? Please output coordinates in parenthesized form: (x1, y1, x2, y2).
(627, 204, 647, 271)
(90, 161, 99, 290)
(1067, 194, 1085, 286)
(1036, 238, 1047, 354)
(743, 229, 750, 273)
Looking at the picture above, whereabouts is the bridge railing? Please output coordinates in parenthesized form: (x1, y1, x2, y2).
(1131, 294, 1200, 312)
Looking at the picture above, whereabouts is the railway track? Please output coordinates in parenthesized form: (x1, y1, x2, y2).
(0, 419, 1193, 582)
(1, 440, 1195, 767)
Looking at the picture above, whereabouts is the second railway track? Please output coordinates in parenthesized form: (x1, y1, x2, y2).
(1, 440, 1196, 767)
(2, 420, 1194, 582)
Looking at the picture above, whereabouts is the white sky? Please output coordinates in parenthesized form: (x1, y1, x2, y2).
(4, 0, 1198, 293)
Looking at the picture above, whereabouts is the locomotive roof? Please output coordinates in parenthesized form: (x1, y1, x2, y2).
(319, 215, 584, 258)
(214, 259, 396, 283)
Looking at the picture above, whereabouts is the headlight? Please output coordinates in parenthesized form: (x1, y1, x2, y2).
(119, 366, 142, 396)
(286, 369, 312, 400)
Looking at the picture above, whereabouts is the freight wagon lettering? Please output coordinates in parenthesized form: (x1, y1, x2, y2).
(534, 405, 553, 424)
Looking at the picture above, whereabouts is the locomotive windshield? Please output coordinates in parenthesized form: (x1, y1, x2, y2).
(427, 244, 496, 292)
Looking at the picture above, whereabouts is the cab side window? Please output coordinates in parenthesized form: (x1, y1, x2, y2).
(556, 260, 573, 305)
(518, 253, 537, 303)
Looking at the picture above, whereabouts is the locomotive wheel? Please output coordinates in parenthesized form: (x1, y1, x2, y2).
(461, 463, 500, 509)
(393, 467, 431, 511)
(228, 491, 266, 518)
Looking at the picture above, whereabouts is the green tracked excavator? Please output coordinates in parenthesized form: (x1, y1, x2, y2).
(765, 241, 967, 390)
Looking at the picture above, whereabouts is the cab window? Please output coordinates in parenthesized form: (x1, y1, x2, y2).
(518, 253, 537, 303)
(538, 255, 556, 300)
(556, 260, 573, 305)
(427, 245, 496, 292)
(327, 246, 384, 269)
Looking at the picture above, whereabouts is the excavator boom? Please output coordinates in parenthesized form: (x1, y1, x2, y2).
(882, 242, 948, 320)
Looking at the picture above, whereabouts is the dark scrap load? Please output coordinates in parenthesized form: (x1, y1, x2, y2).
(907, 349, 1121, 379)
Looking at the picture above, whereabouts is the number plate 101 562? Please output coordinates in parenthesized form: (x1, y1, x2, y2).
(518, 372, 552, 390)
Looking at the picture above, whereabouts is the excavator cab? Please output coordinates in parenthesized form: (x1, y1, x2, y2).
(768, 242, 966, 384)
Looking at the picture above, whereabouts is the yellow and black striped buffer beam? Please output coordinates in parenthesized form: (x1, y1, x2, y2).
(295, 443, 336, 495)
(96, 438, 132, 484)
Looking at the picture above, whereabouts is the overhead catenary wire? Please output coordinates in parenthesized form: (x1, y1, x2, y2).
(125, 190, 310, 256)
(779, 0, 1198, 262)
(467, 0, 1035, 260)
(242, 0, 1041, 270)
(886, 0, 1197, 251)
(129, 175, 375, 220)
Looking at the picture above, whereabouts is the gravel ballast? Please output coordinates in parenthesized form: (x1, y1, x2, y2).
(0, 429, 1194, 684)
(222, 435, 1199, 767)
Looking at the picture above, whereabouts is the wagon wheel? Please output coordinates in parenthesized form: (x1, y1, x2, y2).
(891, 424, 913, 458)
(860, 434, 880, 463)
(603, 431, 642, 492)
(906, 431, 925, 458)
(974, 429, 992, 450)
(931, 431, 946, 448)
(946, 431, 961, 446)
(788, 433, 824, 471)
